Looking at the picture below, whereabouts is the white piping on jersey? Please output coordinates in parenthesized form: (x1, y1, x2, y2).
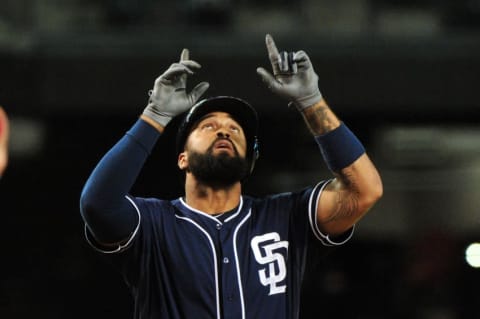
(308, 180, 353, 246)
(223, 199, 243, 223)
(85, 195, 142, 254)
(179, 196, 244, 224)
(175, 203, 250, 319)
(175, 215, 222, 319)
(232, 209, 251, 319)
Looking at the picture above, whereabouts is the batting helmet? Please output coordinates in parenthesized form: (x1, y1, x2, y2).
(176, 96, 260, 174)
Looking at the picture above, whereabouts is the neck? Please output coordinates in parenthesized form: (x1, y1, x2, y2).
(184, 175, 242, 215)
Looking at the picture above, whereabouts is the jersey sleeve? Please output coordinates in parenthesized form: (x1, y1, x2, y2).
(261, 179, 354, 248)
(307, 179, 354, 246)
(84, 195, 142, 254)
(85, 197, 178, 292)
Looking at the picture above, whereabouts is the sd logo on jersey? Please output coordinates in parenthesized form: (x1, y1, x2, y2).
(251, 232, 289, 295)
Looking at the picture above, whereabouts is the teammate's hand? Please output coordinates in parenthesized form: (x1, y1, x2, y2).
(143, 49, 210, 127)
(256, 34, 322, 111)
(0, 106, 9, 176)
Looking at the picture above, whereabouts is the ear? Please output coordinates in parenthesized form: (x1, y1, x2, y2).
(178, 152, 188, 170)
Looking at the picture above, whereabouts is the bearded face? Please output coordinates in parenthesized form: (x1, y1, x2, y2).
(178, 111, 249, 188)
(186, 138, 249, 188)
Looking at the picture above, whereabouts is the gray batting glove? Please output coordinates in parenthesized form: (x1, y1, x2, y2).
(256, 34, 322, 111)
(143, 49, 210, 127)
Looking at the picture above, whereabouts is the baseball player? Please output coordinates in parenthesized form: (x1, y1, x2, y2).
(0, 106, 9, 177)
(80, 34, 382, 319)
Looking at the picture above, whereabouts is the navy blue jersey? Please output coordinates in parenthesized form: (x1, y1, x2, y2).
(86, 180, 353, 319)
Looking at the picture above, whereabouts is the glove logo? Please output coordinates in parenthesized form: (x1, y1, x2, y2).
(250, 232, 289, 295)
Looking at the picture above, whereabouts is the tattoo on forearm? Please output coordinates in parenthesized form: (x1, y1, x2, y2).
(325, 171, 360, 224)
(303, 103, 340, 135)
(313, 105, 337, 131)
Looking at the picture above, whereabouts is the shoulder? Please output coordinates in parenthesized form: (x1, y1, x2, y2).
(130, 196, 174, 207)
(246, 180, 330, 208)
(243, 189, 305, 217)
(128, 196, 178, 218)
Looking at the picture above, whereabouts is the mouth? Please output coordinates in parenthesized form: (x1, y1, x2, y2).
(213, 139, 234, 152)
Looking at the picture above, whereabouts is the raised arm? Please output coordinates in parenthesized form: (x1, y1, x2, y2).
(79, 49, 209, 246)
(257, 34, 382, 236)
(300, 100, 382, 235)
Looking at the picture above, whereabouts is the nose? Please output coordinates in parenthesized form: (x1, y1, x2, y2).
(216, 130, 230, 138)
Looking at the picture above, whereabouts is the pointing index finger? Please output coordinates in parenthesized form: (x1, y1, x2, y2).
(180, 48, 189, 62)
(265, 34, 280, 63)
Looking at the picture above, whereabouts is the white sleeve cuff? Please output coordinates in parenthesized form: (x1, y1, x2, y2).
(85, 195, 141, 254)
(308, 180, 355, 246)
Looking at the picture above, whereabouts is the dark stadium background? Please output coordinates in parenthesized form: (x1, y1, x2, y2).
(1, 1, 480, 318)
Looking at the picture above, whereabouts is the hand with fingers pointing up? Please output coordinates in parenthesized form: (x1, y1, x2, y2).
(143, 49, 210, 128)
(257, 34, 322, 111)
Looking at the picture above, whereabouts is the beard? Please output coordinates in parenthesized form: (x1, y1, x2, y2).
(187, 140, 249, 188)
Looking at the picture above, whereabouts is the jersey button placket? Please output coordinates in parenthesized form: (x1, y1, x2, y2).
(218, 223, 240, 315)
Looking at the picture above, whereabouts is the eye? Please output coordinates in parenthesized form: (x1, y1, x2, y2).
(201, 122, 215, 130)
(230, 125, 240, 134)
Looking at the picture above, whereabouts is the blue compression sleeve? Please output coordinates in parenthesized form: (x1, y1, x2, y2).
(79, 119, 160, 244)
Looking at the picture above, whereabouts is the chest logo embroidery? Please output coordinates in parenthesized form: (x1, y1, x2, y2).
(250, 232, 289, 295)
